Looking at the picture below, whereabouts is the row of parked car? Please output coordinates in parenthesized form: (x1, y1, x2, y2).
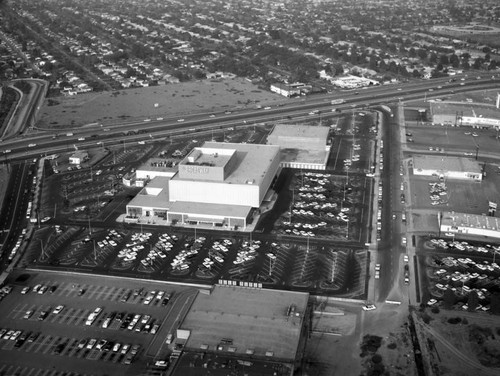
(0, 328, 39, 348)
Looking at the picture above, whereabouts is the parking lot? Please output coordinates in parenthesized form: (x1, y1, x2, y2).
(18, 226, 368, 296)
(0, 271, 197, 375)
(417, 236, 500, 312)
(273, 171, 369, 241)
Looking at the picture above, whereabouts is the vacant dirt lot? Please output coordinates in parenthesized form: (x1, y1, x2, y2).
(38, 78, 284, 129)
(415, 308, 500, 376)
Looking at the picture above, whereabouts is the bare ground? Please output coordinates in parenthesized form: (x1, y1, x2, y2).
(414, 308, 500, 376)
(38, 78, 285, 129)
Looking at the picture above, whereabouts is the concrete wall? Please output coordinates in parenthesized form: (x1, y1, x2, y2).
(259, 150, 282, 203)
(169, 180, 261, 207)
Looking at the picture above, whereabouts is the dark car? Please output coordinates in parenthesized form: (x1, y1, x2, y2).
(49, 285, 58, 294)
(38, 310, 49, 321)
(27, 332, 40, 343)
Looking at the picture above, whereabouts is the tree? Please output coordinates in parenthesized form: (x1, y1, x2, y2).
(443, 288, 456, 309)
(439, 54, 449, 65)
(490, 293, 500, 315)
(429, 52, 438, 64)
(467, 290, 479, 312)
(450, 54, 460, 68)
(417, 49, 427, 60)
(473, 58, 484, 70)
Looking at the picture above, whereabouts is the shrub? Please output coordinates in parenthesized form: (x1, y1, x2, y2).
(447, 317, 462, 324)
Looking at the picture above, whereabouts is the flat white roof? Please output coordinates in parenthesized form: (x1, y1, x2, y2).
(126, 176, 171, 209)
(269, 123, 330, 140)
(137, 158, 177, 173)
(413, 155, 481, 173)
(431, 101, 500, 119)
(174, 142, 280, 186)
(441, 211, 500, 232)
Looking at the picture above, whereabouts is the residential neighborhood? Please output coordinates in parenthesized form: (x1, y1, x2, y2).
(0, 0, 499, 97)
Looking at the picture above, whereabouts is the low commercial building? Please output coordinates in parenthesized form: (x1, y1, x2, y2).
(171, 284, 310, 376)
(429, 100, 500, 129)
(135, 158, 177, 180)
(439, 211, 500, 239)
(126, 142, 281, 229)
(267, 124, 331, 170)
(69, 151, 88, 165)
(412, 155, 482, 181)
(270, 82, 312, 97)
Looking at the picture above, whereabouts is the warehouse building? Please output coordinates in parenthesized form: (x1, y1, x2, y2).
(439, 211, 500, 239)
(125, 142, 281, 229)
(429, 100, 500, 129)
(267, 124, 331, 170)
(171, 285, 310, 376)
(412, 155, 482, 181)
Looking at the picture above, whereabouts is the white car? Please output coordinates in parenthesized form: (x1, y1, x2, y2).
(374, 271, 380, 279)
(362, 304, 377, 311)
(427, 299, 438, 306)
(53, 305, 64, 314)
(403, 255, 409, 263)
(28, 143, 37, 147)
(375, 264, 381, 271)
(177, 118, 185, 122)
(78, 137, 85, 141)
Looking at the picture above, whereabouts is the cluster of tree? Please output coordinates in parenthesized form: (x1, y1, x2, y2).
(442, 288, 500, 315)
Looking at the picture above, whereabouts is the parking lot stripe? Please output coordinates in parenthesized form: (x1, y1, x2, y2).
(33, 335, 51, 353)
(23, 368, 36, 376)
(12, 303, 31, 320)
(0, 365, 12, 375)
(108, 286, 122, 301)
(41, 336, 59, 354)
(60, 282, 74, 297)
(87, 285, 103, 300)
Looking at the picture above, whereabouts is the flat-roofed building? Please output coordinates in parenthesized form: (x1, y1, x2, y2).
(125, 142, 281, 229)
(135, 158, 177, 180)
(430, 100, 500, 129)
(172, 285, 309, 375)
(267, 124, 331, 170)
(439, 211, 500, 239)
(412, 155, 482, 181)
(69, 150, 88, 165)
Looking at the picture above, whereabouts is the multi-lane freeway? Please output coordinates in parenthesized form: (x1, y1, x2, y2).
(0, 74, 499, 162)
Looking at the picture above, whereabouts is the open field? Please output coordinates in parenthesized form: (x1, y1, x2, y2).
(37, 78, 284, 129)
(415, 308, 500, 376)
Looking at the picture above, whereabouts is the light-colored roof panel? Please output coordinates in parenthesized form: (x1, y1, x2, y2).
(269, 123, 330, 140)
(413, 155, 481, 173)
(200, 142, 280, 185)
